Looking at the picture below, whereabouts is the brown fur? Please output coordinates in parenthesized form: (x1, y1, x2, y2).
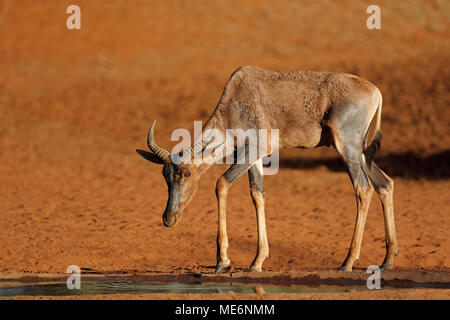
(208, 66, 380, 151)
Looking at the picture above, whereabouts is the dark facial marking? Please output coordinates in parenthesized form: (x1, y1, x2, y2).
(163, 163, 182, 216)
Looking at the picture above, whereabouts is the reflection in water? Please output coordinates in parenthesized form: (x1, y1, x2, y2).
(0, 281, 345, 297)
(253, 286, 266, 294)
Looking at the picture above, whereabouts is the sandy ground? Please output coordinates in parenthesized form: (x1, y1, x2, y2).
(4, 289, 449, 300)
(0, 0, 449, 299)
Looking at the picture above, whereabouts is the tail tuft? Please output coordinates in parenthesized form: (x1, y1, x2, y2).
(363, 130, 381, 168)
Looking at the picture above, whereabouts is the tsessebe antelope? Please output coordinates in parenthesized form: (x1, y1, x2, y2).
(136, 66, 398, 273)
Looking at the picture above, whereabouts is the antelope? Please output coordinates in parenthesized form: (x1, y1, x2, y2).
(136, 66, 398, 273)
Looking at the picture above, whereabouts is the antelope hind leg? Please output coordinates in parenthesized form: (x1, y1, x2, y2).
(338, 160, 374, 272)
(365, 163, 398, 270)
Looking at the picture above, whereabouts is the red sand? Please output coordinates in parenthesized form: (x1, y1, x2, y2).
(0, 0, 449, 299)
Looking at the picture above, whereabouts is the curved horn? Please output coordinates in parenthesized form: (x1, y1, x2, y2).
(147, 120, 171, 163)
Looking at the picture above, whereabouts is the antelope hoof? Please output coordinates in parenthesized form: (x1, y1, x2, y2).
(337, 266, 352, 272)
(380, 264, 393, 271)
(245, 266, 261, 273)
(215, 261, 230, 274)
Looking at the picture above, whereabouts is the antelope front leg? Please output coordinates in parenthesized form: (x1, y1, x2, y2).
(215, 163, 253, 274)
(215, 176, 230, 273)
(247, 160, 269, 272)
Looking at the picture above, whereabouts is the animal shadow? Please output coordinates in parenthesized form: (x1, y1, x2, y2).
(279, 150, 450, 180)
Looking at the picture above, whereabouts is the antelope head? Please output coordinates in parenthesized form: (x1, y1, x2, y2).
(136, 121, 209, 227)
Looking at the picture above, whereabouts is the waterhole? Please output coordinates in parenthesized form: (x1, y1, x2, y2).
(1, 272, 448, 297)
(0, 281, 347, 297)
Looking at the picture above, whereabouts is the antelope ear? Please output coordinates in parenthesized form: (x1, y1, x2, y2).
(136, 149, 165, 164)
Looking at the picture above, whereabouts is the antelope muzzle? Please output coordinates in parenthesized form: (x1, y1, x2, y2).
(162, 184, 181, 227)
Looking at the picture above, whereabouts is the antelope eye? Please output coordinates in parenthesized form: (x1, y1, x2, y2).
(184, 172, 191, 178)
